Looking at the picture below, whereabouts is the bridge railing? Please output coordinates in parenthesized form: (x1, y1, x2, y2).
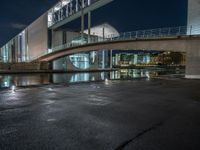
(106, 26, 190, 41)
(30, 25, 200, 61)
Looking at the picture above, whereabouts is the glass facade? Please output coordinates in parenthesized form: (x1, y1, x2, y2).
(0, 42, 13, 63)
(1, 45, 9, 62)
(0, 30, 28, 63)
(52, 50, 110, 70)
(69, 51, 99, 69)
(18, 31, 27, 62)
(70, 53, 91, 69)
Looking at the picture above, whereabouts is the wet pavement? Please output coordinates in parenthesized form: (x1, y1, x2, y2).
(0, 78, 200, 150)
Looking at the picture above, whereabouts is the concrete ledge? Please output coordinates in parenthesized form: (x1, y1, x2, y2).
(185, 75, 200, 79)
(0, 68, 115, 74)
(0, 62, 49, 70)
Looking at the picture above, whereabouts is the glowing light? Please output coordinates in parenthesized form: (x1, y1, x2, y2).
(48, 88, 53, 91)
(105, 78, 109, 85)
(54, 3, 62, 11)
(48, 49, 53, 53)
(11, 85, 16, 93)
(62, 0, 70, 6)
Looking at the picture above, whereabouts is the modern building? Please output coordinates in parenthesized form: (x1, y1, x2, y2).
(0, 0, 115, 69)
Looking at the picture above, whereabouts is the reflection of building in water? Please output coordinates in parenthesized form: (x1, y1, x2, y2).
(0, 68, 185, 89)
(0, 76, 12, 88)
(0, 75, 50, 88)
(52, 72, 110, 83)
(112, 50, 186, 68)
(110, 69, 158, 80)
(70, 73, 90, 82)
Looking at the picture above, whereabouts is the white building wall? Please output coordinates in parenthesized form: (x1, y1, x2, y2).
(187, 0, 200, 34)
(52, 31, 63, 48)
(66, 31, 80, 43)
(27, 13, 48, 61)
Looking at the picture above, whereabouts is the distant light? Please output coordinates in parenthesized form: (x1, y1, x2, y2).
(62, 0, 70, 6)
(48, 49, 53, 53)
(48, 88, 53, 91)
(54, 6, 60, 11)
(91, 77, 95, 81)
(47, 118, 56, 122)
(105, 78, 109, 85)
(4, 81, 9, 87)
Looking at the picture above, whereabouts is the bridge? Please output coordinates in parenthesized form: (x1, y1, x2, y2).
(35, 36, 197, 61)
(32, 25, 199, 61)
(30, 26, 200, 79)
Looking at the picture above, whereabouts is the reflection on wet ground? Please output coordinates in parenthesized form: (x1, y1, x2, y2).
(0, 68, 185, 89)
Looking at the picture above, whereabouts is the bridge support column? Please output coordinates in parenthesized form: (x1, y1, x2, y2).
(88, 11, 91, 43)
(110, 50, 113, 69)
(81, 0, 85, 39)
(186, 49, 200, 79)
(52, 57, 67, 71)
(102, 50, 105, 69)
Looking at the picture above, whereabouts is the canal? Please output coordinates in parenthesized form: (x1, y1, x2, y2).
(0, 68, 185, 89)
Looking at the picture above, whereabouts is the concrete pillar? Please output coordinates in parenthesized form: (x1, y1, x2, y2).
(102, 27, 105, 41)
(70, 1, 73, 15)
(134, 54, 138, 65)
(53, 57, 67, 71)
(81, 10, 84, 39)
(88, 11, 91, 43)
(76, 0, 78, 12)
(66, 4, 69, 17)
(88, 0, 91, 5)
(110, 50, 113, 69)
(102, 50, 105, 69)
(186, 50, 200, 79)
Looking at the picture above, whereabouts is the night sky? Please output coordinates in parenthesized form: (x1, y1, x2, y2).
(0, 0, 188, 47)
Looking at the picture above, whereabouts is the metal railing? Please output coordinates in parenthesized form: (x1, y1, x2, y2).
(30, 25, 200, 61)
(107, 26, 193, 40)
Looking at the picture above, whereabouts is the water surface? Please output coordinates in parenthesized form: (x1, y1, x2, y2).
(0, 69, 184, 89)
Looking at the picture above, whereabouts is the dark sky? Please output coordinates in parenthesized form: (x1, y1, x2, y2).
(0, 0, 188, 47)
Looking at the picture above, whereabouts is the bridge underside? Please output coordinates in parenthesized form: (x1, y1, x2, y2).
(51, 49, 185, 73)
